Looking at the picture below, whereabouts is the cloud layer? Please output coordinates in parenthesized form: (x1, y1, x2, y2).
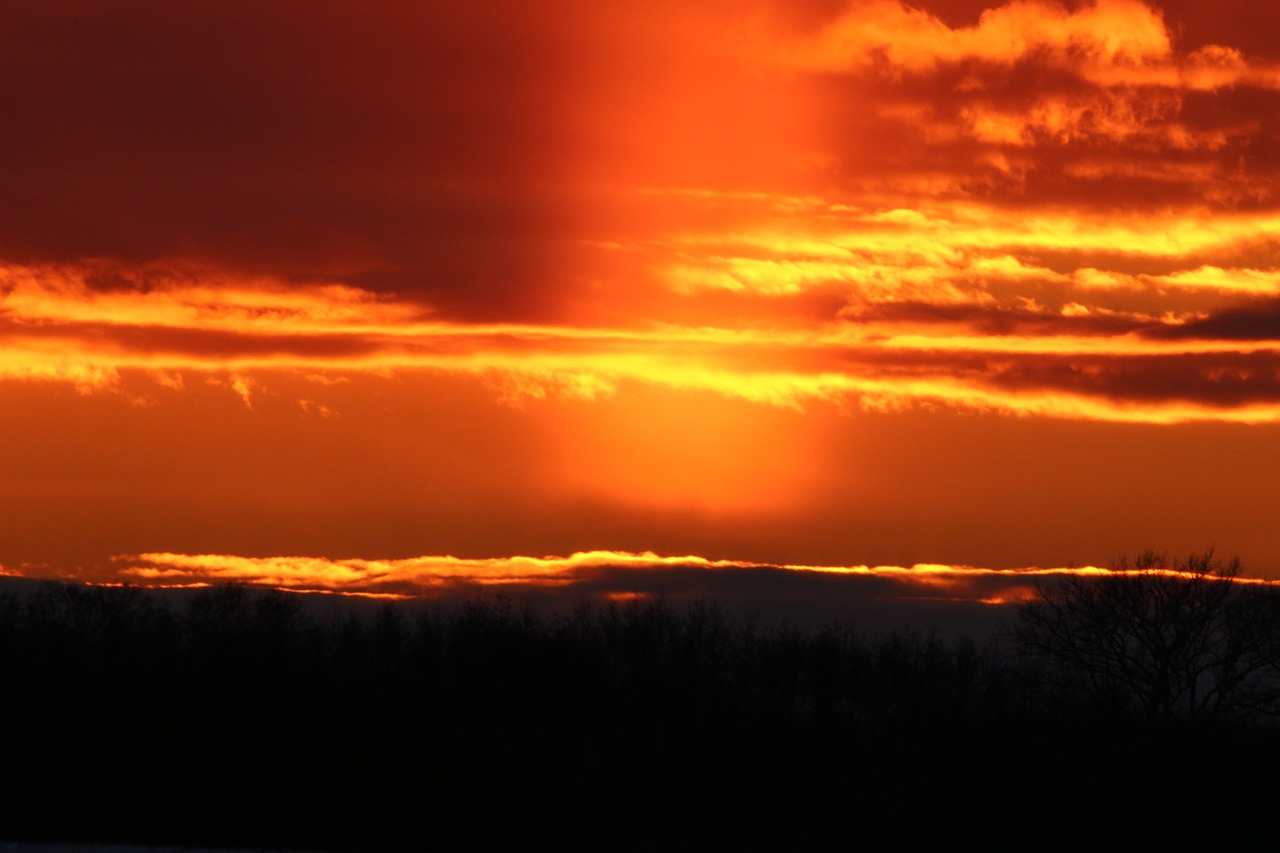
(7, 1, 1280, 581)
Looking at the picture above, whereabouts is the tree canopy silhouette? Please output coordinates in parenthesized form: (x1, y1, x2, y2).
(1012, 549, 1280, 727)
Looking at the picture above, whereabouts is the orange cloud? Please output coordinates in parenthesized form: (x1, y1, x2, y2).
(775, 0, 1280, 91)
(782, 1, 1169, 72)
(3, 6, 1280, 431)
(746, 2, 1280, 218)
(7, 253, 1280, 423)
(0, 262, 422, 333)
(735, 202, 1280, 266)
(96, 549, 1280, 605)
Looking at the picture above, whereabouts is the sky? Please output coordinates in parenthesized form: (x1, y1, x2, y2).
(4, 0, 1280, 611)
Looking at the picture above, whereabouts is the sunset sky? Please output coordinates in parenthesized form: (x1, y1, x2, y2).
(4, 0, 1280, 607)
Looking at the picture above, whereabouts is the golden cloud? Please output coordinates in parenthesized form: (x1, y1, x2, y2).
(97, 549, 1280, 603)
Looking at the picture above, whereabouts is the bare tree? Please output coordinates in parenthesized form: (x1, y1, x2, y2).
(1013, 549, 1280, 727)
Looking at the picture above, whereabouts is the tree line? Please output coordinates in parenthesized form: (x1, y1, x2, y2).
(2, 549, 1279, 849)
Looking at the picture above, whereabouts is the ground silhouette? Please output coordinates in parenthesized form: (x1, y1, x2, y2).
(2, 564, 1279, 849)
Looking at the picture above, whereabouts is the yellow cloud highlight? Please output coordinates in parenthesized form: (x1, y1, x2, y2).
(644, 201, 1280, 356)
(119, 550, 754, 592)
(1139, 266, 1280, 295)
(0, 262, 421, 334)
(960, 91, 1222, 150)
(101, 550, 1280, 603)
(9, 152, 1280, 433)
(774, 0, 1280, 92)
(785, 0, 1171, 74)
(6, 257, 1280, 423)
(677, 202, 1280, 271)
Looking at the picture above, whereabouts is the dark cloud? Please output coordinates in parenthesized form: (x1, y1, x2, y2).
(790, 4, 1280, 209)
(771, 341, 1280, 410)
(850, 301, 1149, 336)
(0, 319, 385, 360)
(474, 564, 1021, 635)
(0, 1, 596, 317)
(1156, 1, 1280, 58)
(0, 1, 823, 323)
(1149, 298, 1280, 341)
(973, 350, 1280, 407)
(7, 0, 1279, 312)
(827, 76, 1251, 209)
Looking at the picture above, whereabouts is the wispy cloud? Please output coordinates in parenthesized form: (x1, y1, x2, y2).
(7, 243, 1280, 422)
(92, 549, 1278, 607)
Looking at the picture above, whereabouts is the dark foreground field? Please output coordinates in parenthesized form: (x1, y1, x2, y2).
(2, 579, 1279, 850)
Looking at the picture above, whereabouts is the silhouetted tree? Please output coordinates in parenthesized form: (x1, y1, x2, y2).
(1012, 549, 1280, 727)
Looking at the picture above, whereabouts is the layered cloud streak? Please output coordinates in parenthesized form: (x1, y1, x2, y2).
(7, 208, 1280, 423)
(92, 549, 1279, 614)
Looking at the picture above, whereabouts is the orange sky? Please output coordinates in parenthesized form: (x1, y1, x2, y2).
(4, 1, 1280, 606)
